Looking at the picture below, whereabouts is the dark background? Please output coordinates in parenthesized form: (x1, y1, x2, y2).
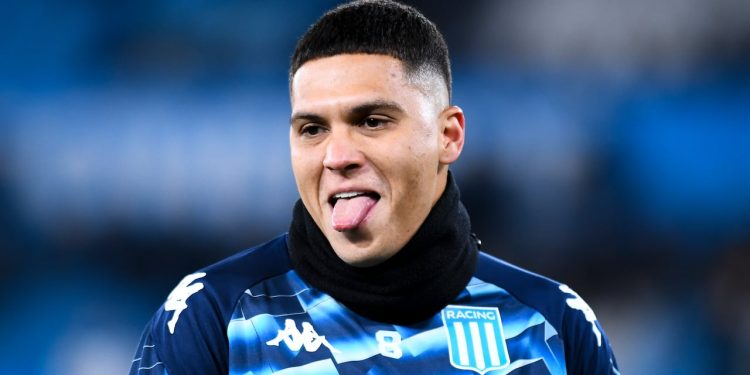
(1, 1, 749, 374)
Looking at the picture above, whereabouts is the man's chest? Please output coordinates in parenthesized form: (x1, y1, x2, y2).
(225, 274, 567, 374)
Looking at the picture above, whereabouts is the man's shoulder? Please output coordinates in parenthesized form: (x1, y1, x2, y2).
(474, 251, 578, 329)
(131, 234, 294, 375)
(155, 233, 293, 331)
(475, 251, 619, 374)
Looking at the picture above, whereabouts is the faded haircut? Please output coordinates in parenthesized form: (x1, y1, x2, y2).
(290, 0, 452, 100)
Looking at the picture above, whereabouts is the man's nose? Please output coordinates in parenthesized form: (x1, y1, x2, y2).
(323, 129, 363, 173)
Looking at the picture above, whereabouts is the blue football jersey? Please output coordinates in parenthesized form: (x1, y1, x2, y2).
(130, 234, 619, 374)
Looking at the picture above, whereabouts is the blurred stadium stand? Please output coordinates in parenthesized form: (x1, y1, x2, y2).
(1, 0, 748, 374)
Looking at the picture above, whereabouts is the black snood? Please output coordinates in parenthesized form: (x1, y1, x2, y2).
(288, 173, 478, 325)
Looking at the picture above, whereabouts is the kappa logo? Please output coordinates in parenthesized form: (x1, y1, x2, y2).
(442, 305, 510, 374)
(266, 319, 341, 354)
(560, 284, 602, 347)
(165, 272, 206, 334)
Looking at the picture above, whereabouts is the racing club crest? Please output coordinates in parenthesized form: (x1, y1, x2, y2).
(441, 305, 510, 374)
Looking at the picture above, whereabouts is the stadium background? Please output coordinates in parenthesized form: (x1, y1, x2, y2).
(1, 0, 748, 374)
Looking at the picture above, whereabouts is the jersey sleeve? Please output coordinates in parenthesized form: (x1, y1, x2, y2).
(559, 285, 620, 374)
(129, 272, 229, 375)
(130, 326, 169, 375)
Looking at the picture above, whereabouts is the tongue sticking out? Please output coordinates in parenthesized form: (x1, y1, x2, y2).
(332, 195, 377, 231)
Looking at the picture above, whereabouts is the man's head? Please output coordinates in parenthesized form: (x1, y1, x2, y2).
(289, 0, 465, 267)
(290, 0, 452, 104)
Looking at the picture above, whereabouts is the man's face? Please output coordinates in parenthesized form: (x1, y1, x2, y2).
(289, 54, 463, 267)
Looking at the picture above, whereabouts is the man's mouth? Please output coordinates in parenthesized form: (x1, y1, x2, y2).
(329, 191, 380, 231)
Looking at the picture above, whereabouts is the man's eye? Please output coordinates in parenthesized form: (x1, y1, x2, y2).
(300, 124, 324, 136)
(363, 117, 387, 129)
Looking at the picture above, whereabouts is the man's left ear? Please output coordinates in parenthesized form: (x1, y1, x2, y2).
(439, 105, 465, 164)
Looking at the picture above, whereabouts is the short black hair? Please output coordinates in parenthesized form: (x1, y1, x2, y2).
(290, 0, 452, 99)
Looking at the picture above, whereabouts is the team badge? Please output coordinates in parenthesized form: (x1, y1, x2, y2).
(442, 305, 510, 374)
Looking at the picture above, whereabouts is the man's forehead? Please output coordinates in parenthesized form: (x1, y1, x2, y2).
(290, 54, 448, 110)
(292, 54, 404, 91)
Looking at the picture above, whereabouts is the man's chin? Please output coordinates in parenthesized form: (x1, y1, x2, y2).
(328, 235, 390, 268)
(335, 249, 389, 268)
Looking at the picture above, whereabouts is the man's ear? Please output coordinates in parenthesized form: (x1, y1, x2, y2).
(439, 105, 465, 165)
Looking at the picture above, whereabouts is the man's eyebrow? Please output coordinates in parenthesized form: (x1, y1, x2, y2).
(290, 100, 405, 125)
(289, 112, 325, 126)
(348, 100, 405, 118)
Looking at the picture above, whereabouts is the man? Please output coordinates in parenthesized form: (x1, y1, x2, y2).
(130, 1, 619, 374)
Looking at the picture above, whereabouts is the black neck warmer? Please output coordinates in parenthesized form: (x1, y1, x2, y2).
(287, 173, 479, 325)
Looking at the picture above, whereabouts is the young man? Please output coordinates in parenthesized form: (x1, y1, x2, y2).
(130, 1, 619, 374)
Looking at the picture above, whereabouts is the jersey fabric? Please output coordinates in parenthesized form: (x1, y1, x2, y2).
(130, 234, 619, 375)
